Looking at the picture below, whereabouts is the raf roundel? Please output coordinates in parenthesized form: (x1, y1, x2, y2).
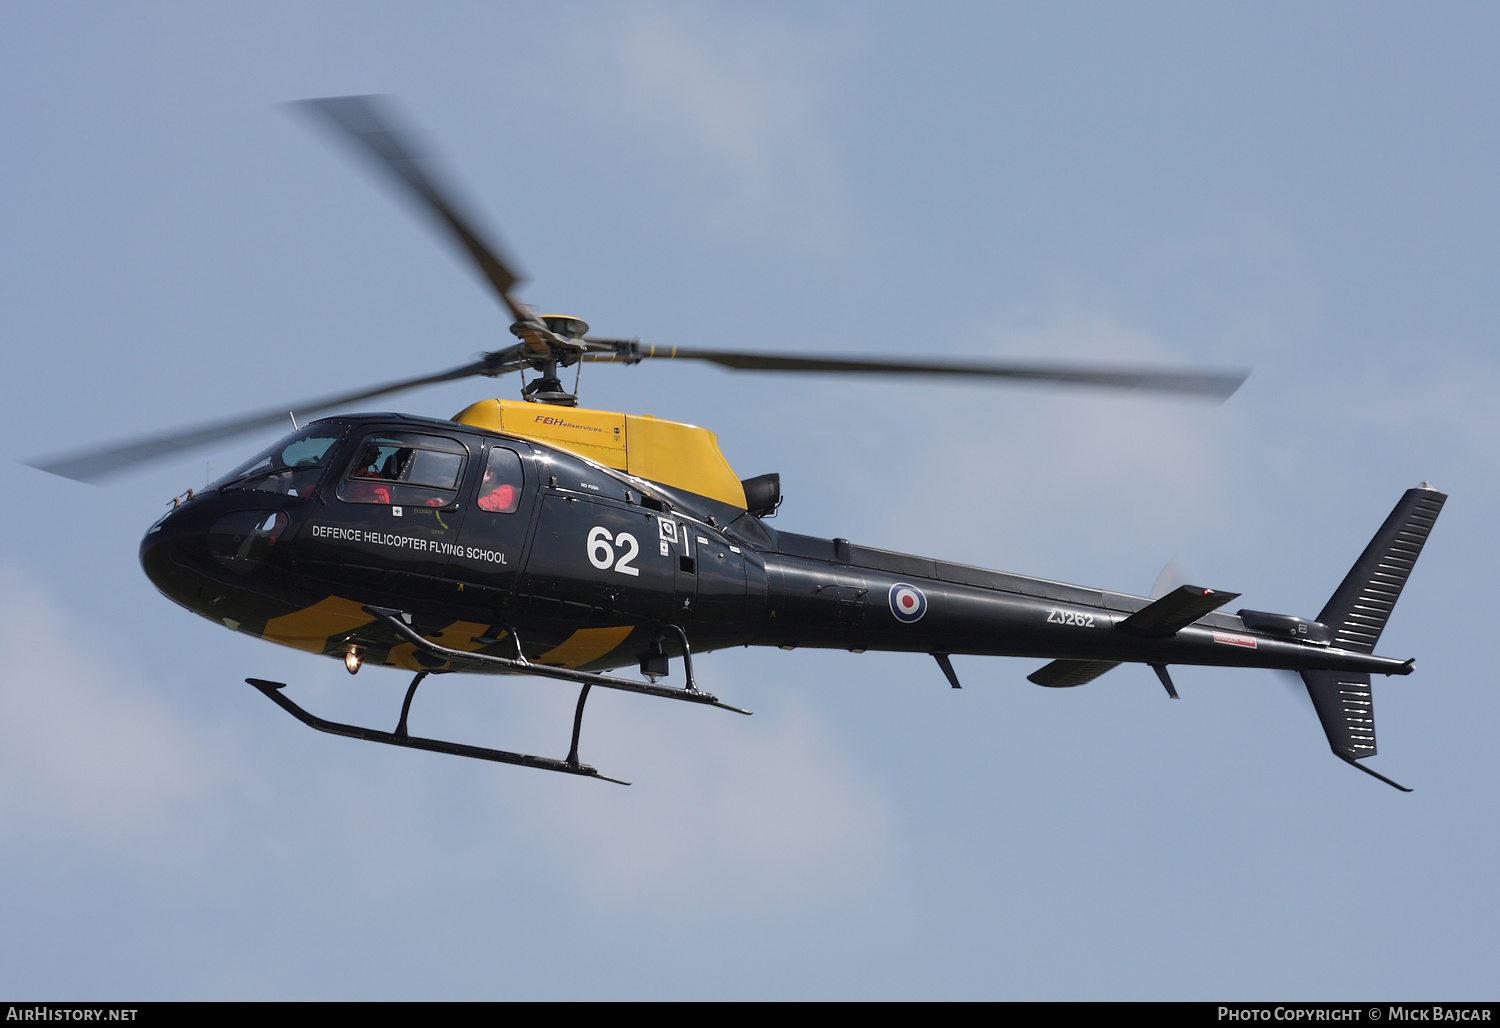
(888, 582, 928, 624)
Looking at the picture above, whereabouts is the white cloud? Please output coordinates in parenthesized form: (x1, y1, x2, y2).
(506, 688, 893, 913)
(958, 314, 1239, 500)
(781, 311, 1247, 589)
(0, 569, 219, 842)
(603, 5, 850, 246)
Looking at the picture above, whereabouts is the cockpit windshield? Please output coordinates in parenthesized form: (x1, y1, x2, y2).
(210, 426, 345, 498)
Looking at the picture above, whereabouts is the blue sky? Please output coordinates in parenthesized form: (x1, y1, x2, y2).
(1, 2, 1496, 999)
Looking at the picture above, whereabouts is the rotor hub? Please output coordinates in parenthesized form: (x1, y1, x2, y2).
(540, 315, 589, 339)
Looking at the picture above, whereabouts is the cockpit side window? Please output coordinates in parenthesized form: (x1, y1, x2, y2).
(337, 431, 469, 508)
(477, 446, 524, 513)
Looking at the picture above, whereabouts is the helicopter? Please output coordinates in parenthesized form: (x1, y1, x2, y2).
(28, 96, 1444, 790)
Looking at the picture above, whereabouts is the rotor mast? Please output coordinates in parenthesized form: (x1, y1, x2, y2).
(510, 315, 589, 406)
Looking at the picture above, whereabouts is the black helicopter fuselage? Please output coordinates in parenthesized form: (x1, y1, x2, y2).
(108, 94, 1445, 788)
(140, 412, 1410, 684)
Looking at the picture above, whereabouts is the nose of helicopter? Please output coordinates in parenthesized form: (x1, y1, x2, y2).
(140, 500, 214, 613)
(139, 495, 299, 623)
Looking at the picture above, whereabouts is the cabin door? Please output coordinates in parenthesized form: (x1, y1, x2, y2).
(444, 442, 538, 598)
(293, 426, 473, 599)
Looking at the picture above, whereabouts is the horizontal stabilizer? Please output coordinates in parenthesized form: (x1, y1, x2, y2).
(1028, 659, 1121, 688)
(1117, 585, 1239, 637)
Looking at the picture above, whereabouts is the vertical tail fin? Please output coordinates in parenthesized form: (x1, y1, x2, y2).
(1304, 484, 1445, 790)
(1317, 485, 1446, 653)
(1302, 670, 1376, 762)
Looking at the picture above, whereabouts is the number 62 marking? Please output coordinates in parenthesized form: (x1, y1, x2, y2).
(587, 526, 640, 577)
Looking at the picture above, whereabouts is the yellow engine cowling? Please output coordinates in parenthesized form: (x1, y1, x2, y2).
(452, 398, 748, 509)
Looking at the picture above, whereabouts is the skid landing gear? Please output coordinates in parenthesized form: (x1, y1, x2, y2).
(246, 606, 750, 783)
(248, 676, 631, 783)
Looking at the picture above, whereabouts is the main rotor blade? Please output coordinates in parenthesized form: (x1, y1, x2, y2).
(293, 95, 530, 323)
(584, 343, 1248, 399)
(26, 359, 494, 483)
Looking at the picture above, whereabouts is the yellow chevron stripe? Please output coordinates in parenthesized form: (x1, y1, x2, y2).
(534, 626, 634, 669)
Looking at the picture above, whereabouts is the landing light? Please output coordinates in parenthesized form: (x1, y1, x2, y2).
(345, 649, 363, 675)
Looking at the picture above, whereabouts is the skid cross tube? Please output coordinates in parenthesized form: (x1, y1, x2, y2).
(663, 624, 700, 692)
(567, 684, 593, 768)
(395, 669, 429, 740)
(362, 606, 751, 715)
(246, 678, 630, 784)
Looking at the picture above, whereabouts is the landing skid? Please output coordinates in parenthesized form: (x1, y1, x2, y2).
(248, 677, 631, 784)
(246, 606, 750, 783)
